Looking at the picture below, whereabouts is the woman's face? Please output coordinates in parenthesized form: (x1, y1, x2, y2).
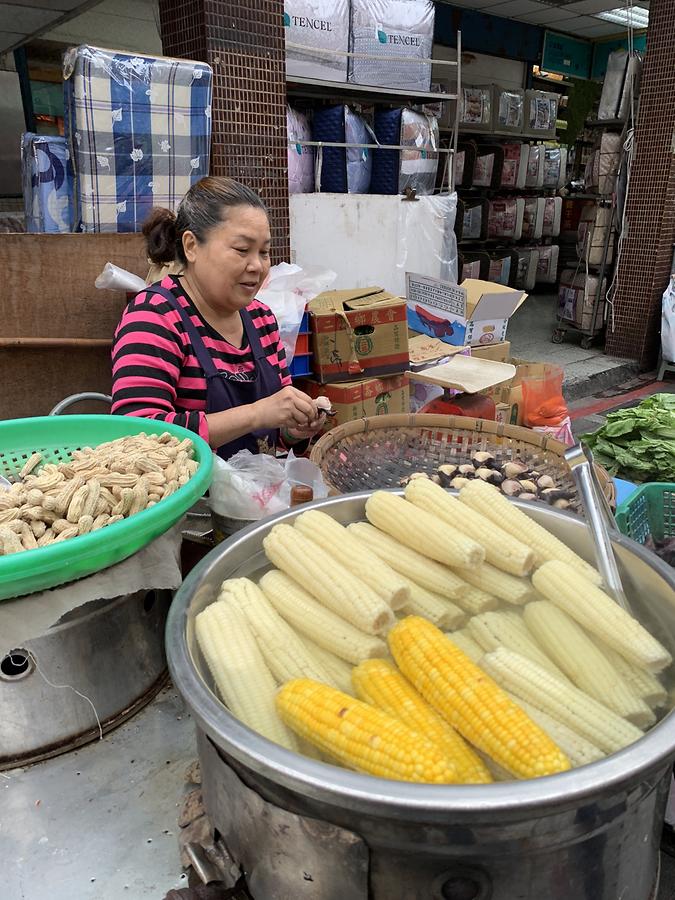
(183, 206, 272, 312)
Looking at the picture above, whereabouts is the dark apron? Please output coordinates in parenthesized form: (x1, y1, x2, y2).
(147, 285, 281, 459)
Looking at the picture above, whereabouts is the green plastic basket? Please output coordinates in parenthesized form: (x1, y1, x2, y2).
(615, 483, 675, 546)
(0, 416, 213, 600)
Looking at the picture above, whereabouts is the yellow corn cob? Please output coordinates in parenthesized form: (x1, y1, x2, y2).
(453, 562, 534, 606)
(218, 577, 334, 686)
(263, 523, 394, 635)
(445, 629, 484, 663)
(195, 601, 297, 750)
(388, 616, 570, 779)
(589, 636, 667, 709)
(400, 576, 465, 630)
(300, 637, 355, 694)
(503, 692, 604, 768)
(482, 647, 643, 755)
(523, 600, 655, 727)
(532, 560, 672, 673)
(458, 480, 601, 583)
(365, 491, 485, 569)
(352, 659, 492, 784)
(259, 570, 387, 664)
(405, 479, 535, 576)
(276, 678, 464, 783)
(347, 522, 469, 601)
(468, 610, 571, 682)
(294, 510, 410, 610)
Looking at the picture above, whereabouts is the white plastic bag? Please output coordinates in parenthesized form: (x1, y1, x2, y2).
(209, 450, 328, 521)
(95, 262, 146, 293)
(662, 277, 675, 363)
(257, 263, 336, 363)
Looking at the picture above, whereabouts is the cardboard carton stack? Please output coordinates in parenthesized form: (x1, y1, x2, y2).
(297, 286, 410, 427)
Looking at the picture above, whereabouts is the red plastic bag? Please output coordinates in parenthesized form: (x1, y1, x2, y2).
(522, 365, 569, 427)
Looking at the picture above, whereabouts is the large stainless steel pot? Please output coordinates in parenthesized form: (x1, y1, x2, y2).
(1, 589, 171, 769)
(167, 493, 675, 900)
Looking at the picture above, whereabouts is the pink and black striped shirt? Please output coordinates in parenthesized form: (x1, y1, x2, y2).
(111, 275, 291, 442)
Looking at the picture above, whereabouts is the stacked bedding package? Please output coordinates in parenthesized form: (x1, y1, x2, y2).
(312, 104, 372, 192)
(372, 108, 438, 195)
(21, 133, 74, 233)
(287, 106, 315, 194)
(349, 0, 435, 91)
(64, 45, 212, 233)
(558, 269, 606, 332)
(285, 0, 350, 82)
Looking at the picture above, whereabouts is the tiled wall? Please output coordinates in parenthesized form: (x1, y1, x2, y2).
(605, 0, 675, 368)
(158, 0, 290, 261)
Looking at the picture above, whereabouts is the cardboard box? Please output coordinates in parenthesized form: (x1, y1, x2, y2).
(309, 287, 409, 383)
(470, 341, 511, 363)
(298, 374, 410, 428)
(406, 274, 527, 348)
(485, 358, 562, 426)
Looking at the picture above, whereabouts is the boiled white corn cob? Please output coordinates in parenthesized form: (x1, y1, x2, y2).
(405, 478, 534, 576)
(299, 637, 355, 695)
(590, 637, 667, 709)
(523, 600, 655, 728)
(400, 576, 465, 630)
(453, 562, 534, 606)
(459, 480, 601, 584)
(195, 601, 297, 750)
(294, 510, 410, 610)
(482, 647, 644, 755)
(263, 523, 394, 635)
(218, 577, 334, 686)
(445, 629, 484, 663)
(259, 570, 387, 664)
(468, 610, 571, 682)
(503, 692, 604, 768)
(347, 522, 469, 602)
(365, 491, 485, 569)
(451, 583, 499, 616)
(532, 560, 672, 673)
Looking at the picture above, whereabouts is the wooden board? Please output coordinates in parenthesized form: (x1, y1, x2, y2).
(1, 233, 147, 339)
(0, 233, 147, 419)
(0, 348, 114, 420)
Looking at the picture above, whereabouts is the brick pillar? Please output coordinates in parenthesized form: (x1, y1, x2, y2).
(157, 0, 290, 261)
(605, 0, 675, 368)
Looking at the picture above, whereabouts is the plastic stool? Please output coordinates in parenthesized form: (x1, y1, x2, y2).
(657, 352, 675, 381)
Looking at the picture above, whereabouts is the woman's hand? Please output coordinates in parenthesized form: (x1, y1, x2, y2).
(252, 385, 321, 432)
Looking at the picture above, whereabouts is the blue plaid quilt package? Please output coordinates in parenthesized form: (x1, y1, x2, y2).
(63, 45, 212, 233)
(21, 133, 74, 233)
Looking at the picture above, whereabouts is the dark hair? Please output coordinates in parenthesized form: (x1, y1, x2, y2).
(142, 176, 268, 266)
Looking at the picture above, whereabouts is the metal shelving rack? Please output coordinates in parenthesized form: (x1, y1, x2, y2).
(552, 117, 627, 349)
(285, 34, 462, 192)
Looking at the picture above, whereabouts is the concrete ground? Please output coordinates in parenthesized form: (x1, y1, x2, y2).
(2, 685, 196, 900)
(508, 292, 637, 400)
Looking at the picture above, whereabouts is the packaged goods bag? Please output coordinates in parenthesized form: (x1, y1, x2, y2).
(661, 277, 675, 363)
(312, 104, 373, 193)
(64, 45, 212, 233)
(349, 0, 434, 91)
(285, 0, 350, 82)
(287, 106, 315, 195)
(372, 108, 439, 196)
(21, 134, 74, 233)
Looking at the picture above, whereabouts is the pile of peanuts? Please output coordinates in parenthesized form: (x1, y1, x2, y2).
(0, 432, 198, 555)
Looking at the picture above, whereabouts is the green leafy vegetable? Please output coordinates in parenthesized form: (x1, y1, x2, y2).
(581, 394, 675, 483)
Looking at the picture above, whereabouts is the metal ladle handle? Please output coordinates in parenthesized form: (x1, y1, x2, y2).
(564, 443, 632, 613)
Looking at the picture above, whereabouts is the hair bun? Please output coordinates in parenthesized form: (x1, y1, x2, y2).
(142, 207, 178, 265)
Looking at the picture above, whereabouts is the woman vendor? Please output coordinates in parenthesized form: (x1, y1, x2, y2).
(111, 176, 326, 457)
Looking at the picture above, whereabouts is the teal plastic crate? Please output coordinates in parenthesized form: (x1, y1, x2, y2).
(615, 483, 675, 545)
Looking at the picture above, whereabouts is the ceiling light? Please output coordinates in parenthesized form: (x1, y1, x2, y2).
(595, 6, 649, 28)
